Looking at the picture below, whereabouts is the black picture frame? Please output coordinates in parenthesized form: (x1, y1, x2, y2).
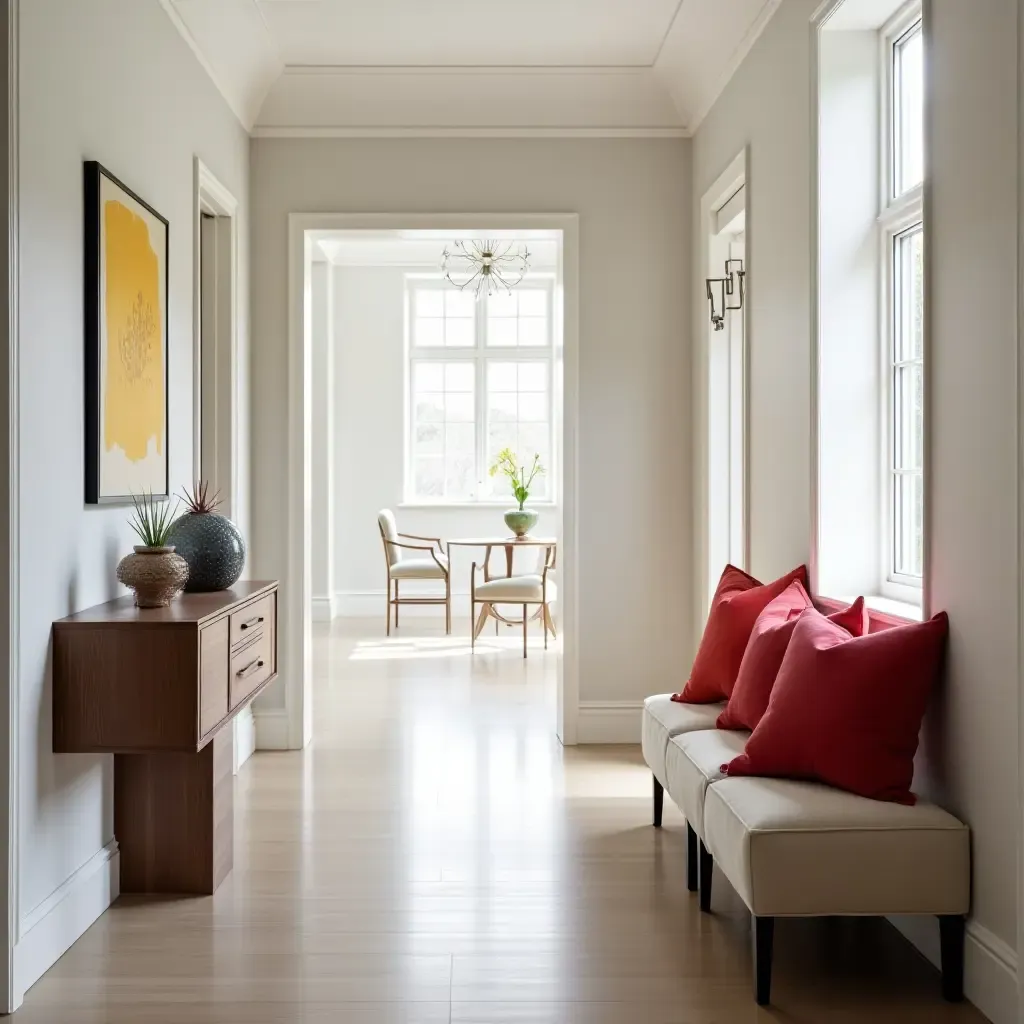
(84, 160, 170, 505)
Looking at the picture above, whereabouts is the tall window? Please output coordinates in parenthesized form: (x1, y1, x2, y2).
(882, 11, 924, 595)
(406, 278, 554, 503)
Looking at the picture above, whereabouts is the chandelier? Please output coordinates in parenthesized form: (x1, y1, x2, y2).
(441, 239, 530, 298)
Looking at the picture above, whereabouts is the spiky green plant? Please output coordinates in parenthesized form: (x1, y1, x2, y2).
(128, 491, 180, 548)
(180, 479, 222, 515)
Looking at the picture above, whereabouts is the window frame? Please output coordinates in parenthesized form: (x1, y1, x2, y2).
(878, 3, 924, 603)
(403, 274, 557, 506)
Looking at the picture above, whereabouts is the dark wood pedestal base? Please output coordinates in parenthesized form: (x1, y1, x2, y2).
(114, 729, 233, 894)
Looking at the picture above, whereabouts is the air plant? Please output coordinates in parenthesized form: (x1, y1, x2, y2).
(128, 491, 180, 548)
(180, 479, 223, 516)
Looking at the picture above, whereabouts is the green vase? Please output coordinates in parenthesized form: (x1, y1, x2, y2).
(504, 507, 539, 538)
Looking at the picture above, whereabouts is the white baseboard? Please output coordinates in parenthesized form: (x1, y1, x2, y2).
(334, 589, 470, 619)
(575, 701, 643, 744)
(311, 594, 336, 622)
(233, 706, 256, 772)
(254, 707, 292, 750)
(14, 839, 120, 1002)
(890, 915, 1017, 1024)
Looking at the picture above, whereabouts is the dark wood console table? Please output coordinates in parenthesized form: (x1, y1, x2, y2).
(52, 581, 279, 895)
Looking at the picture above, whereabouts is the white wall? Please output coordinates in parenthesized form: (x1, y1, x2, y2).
(17, 0, 249, 999)
(330, 263, 558, 619)
(310, 260, 334, 618)
(693, 2, 1018, 1021)
(250, 138, 692, 709)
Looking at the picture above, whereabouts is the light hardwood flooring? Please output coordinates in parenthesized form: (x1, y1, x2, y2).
(17, 617, 987, 1022)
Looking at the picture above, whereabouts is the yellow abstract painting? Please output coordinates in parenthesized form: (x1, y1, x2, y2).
(103, 197, 164, 462)
(85, 162, 168, 502)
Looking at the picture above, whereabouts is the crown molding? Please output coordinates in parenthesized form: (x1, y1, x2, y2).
(252, 125, 689, 139)
(254, 64, 686, 135)
(157, 0, 253, 131)
(158, 0, 783, 141)
(688, 0, 781, 132)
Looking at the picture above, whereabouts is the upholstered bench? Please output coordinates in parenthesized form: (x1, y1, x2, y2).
(663, 728, 748, 900)
(701, 774, 970, 1005)
(643, 699, 971, 1006)
(641, 694, 724, 829)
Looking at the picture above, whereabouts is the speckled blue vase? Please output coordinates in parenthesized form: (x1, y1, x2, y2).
(167, 512, 246, 592)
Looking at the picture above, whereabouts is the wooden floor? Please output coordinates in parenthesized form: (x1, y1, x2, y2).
(17, 617, 987, 1022)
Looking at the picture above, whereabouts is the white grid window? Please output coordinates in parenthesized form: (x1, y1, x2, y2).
(406, 277, 555, 503)
(881, 8, 924, 596)
(892, 20, 924, 198)
(890, 224, 924, 579)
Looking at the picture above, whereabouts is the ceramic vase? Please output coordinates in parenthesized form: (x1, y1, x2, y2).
(504, 507, 539, 538)
(116, 545, 189, 608)
(166, 512, 246, 592)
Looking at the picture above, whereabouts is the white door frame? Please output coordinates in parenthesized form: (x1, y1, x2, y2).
(1, 0, 16, 1010)
(285, 212, 580, 748)
(193, 158, 253, 771)
(192, 157, 239, 514)
(694, 149, 750, 634)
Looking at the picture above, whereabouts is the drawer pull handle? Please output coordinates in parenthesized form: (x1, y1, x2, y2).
(240, 616, 264, 631)
(237, 658, 265, 680)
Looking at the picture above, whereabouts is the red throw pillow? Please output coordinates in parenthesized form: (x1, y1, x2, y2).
(722, 607, 949, 804)
(717, 585, 867, 731)
(673, 564, 808, 704)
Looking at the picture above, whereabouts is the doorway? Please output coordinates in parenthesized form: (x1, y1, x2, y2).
(696, 151, 749, 624)
(193, 158, 249, 769)
(282, 215, 580, 749)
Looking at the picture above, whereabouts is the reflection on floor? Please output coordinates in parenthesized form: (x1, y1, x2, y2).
(17, 618, 987, 1022)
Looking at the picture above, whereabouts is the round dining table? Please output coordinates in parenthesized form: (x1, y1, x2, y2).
(446, 536, 558, 579)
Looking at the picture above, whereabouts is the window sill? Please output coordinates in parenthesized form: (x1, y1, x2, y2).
(820, 593, 923, 624)
(398, 501, 559, 511)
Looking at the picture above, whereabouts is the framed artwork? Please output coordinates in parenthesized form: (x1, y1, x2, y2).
(84, 161, 169, 504)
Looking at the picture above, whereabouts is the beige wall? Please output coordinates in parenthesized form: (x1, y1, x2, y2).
(17, 0, 250, 999)
(693, 2, 1018, 1021)
(249, 138, 692, 711)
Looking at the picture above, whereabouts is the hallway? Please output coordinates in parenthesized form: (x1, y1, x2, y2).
(16, 620, 986, 1022)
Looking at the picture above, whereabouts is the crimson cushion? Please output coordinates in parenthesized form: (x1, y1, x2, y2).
(722, 608, 949, 804)
(673, 564, 808, 704)
(716, 585, 867, 731)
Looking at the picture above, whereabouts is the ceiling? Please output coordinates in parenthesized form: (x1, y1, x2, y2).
(160, 0, 781, 135)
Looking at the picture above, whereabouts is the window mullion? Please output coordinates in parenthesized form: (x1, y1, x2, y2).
(476, 293, 487, 500)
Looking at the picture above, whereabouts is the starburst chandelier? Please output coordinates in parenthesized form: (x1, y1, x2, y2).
(441, 239, 531, 299)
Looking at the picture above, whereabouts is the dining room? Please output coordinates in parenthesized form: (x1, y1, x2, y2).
(306, 225, 568, 721)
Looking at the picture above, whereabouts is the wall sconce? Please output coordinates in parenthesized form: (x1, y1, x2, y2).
(706, 258, 745, 332)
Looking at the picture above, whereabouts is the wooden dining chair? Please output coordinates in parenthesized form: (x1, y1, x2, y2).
(378, 510, 450, 635)
(470, 543, 556, 658)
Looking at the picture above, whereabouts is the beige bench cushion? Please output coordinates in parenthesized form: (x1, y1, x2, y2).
(665, 728, 749, 839)
(641, 695, 724, 789)
(704, 776, 970, 918)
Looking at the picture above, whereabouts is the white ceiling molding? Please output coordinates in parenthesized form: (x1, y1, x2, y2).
(160, 0, 781, 138)
(255, 66, 685, 137)
(159, 0, 282, 131)
(653, 0, 782, 131)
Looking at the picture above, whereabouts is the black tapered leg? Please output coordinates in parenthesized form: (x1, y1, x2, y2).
(939, 915, 965, 1002)
(652, 776, 664, 827)
(753, 916, 775, 1006)
(686, 824, 698, 892)
(698, 840, 713, 912)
